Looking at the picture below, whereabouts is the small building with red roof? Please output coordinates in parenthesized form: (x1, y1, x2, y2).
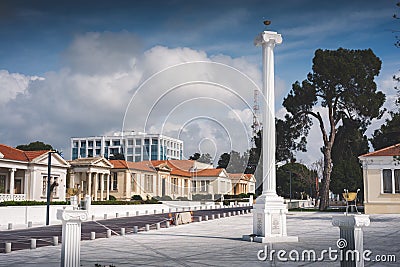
(0, 144, 70, 202)
(359, 143, 400, 214)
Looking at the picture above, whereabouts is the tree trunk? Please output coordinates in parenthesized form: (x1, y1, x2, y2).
(319, 146, 333, 210)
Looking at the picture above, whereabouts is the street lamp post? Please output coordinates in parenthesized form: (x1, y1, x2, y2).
(46, 150, 56, 226)
(289, 171, 292, 204)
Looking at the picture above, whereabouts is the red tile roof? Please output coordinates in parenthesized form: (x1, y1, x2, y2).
(110, 160, 156, 173)
(360, 143, 400, 157)
(196, 168, 225, 177)
(0, 144, 48, 162)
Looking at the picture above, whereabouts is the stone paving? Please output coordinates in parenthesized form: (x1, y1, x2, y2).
(0, 212, 399, 266)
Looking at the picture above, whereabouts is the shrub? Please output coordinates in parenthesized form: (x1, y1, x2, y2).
(177, 196, 189, 201)
(0, 200, 68, 207)
(192, 194, 212, 201)
(131, 195, 143, 201)
(108, 195, 117, 201)
(158, 195, 172, 201)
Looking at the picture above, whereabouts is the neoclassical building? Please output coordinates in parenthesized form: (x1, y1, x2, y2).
(359, 143, 400, 214)
(68, 157, 114, 201)
(0, 144, 69, 202)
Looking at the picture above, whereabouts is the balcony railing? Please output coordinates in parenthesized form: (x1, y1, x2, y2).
(0, 194, 27, 202)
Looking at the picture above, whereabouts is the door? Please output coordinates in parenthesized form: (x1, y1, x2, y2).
(0, 175, 5, 193)
(14, 179, 22, 194)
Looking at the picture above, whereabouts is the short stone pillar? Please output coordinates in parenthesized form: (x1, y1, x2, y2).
(70, 195, 79, 210)
(30, 239, 37, 249)
(332, 215, 370, 267)
(166, 221, 170, 228)
(57, 209, 88, 267)
(84, 195, 91, 214)
(133, 226, 138, 233)
(90, 232, 96, 240)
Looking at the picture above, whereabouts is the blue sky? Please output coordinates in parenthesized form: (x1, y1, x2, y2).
(0, 0, 399, 164)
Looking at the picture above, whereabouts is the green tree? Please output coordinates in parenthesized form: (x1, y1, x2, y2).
(330, 119, 369, 198)
(217, 152, 230, 169)
(16, 141, 53, 151)
(276, 116, 307, 162)
(189, 152, 200, 160)
(371, 112, 400, 150)
(276, 162, 316, 200)
(197, 153, 213, 164)
(283, 48, 385, 210)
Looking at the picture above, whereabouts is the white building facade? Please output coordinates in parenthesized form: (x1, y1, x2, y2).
(70, 131, 183, 162)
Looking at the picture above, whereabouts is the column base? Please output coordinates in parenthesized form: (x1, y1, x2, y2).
(246, 193, 298, 243)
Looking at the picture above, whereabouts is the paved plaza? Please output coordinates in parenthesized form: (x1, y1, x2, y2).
(0, 212, 399, 266)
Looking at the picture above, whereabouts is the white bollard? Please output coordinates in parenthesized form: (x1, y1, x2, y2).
(145, 224, 150, 231)
(133, 226, 138, 234)
(120, 228, 125, 236)
(205, 215, 209, 221)
(53, 236, 59, 246)
(90, 232, 96, 240)
(166, 221, 170, 228)
(106, 229, 112, 238)
(126, 212, 129, 217)
(104, 214, 108, 219)
(57, 209, 88, 267)
(30, 239, 36, 249)
(223, 213, 226, 218)
(5, 242, 11, 253)
(136, 211, 140, 216)
(169, 208, 172, 213)
(217, 213, 221, 219)
(156, 223, 160, 230)
(211, 214, 215, 220)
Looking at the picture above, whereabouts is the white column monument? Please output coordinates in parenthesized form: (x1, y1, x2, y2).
(244, 29, 297, 243)
(57, 209, 88, 267)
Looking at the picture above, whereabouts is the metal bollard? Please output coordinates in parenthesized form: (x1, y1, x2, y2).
(5, 242, 11, 253)
(145, 224, 150, 231)
(166, 221, 170, 228)
(162, 209, 165, 214)
(133, 226, 138, 234)
(107, 229, 112, 238)
(169, 208, 172, 213)
(176, 208, 179, 212)
(120, 228, 125, 236)
(154, 210, 157, 214)
(92, 215, 95, 221)
(156, 223, 160, 230)
(7, 223, 12, 230)
(116, 213, 119, 218)
(136, 211, 140, 216)
(53, 236, 58, 246)
(90, 232, 96, 240)
(104, 214, 108, 219)
(126, 212, 130, 217)
(30, 239, 36, 249)
(145, 210, 148, 215)
(27, 221, 33, 228)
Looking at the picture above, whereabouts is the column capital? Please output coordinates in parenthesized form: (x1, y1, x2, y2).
(254, 31, 282, 46)
(57, 209, 88, 222)
(9, 168, 16, 172)
(332, 215, 370, 228)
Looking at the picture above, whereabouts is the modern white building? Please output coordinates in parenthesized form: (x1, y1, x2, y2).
(70, 131, 183, 161)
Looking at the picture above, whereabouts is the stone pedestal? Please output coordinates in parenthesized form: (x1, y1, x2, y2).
(57, 209, 88, 267)
(332, 215, 370, 267)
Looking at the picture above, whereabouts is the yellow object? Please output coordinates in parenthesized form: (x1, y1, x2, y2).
(342, 192, 357, 202)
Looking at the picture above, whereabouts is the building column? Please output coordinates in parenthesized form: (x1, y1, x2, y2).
(69, 171, 75, 189)
(87, 172, 92, 199)
(106, 174, 110, 200)
(100, 173, 104, 201)
(93, 173, 98, 201)
(9, 168, 16, 199)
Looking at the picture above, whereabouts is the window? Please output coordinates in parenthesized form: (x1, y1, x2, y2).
(95, 149, 101, 155)
(96, 140, 101, 147)
(395, 170, 400, 194)
(112, 140, 120, 146)
(191, 181, 196, 192)
(383, 169, 393, 193)
(171, 178, 179, 194)
(135, 147, 141, 154)
(200, 181, 209, 192)
(105, 141, 110, 146)
(111, 173, 118, 191)
(42, 176, 59, 197)
(135, 139, 141, 146)
(127, 147, 133, 154)
(135, 155, 141, 162)
(80, 141, 86, 147)
(88, 141, 93, 147)
(0, 175, 6, 193)
(131, 173, 137, 191)
(73, 141, 78, 148)
(128, 139, 133, 145)
(144, 174, 153, 193)
(152, 139, 158, 145)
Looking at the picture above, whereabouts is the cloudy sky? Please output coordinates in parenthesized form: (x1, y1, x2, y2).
(0, 0, 399, 165)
